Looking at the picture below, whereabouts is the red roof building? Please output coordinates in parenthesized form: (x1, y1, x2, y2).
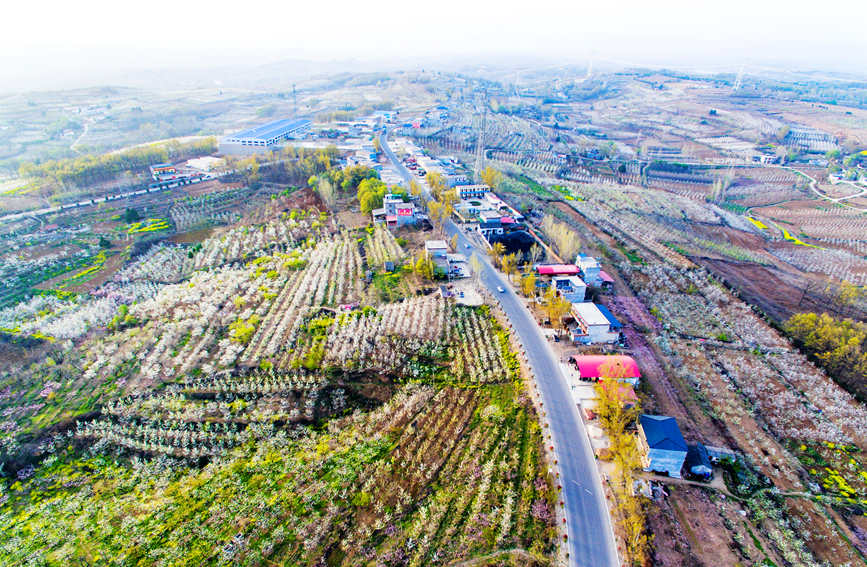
(571, 355, 641, 381)
(536, 264, 580, 276)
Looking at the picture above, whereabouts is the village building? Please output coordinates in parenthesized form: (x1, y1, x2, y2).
(424, 240, 449, 266)
(552, 275, 587, 303)
(455, 184, 490, 199)
(568, 354, 641, 385)
(373, 193, 418, 228)
(569, 302, 621, 344)
(638, 414, 688, 478)
(536, 264, 580, 277)
(576, 254, 601, 285)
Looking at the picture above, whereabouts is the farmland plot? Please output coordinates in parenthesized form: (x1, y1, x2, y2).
(0, 203, 557, 565)
(4, 382, 557, 566)
(364, 224, 405, 268)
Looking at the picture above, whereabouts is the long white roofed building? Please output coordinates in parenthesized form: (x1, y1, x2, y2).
(221, 118, 311, 153)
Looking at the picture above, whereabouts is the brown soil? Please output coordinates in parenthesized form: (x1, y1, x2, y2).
(90, 220, 124, 232)
(647, 485, 771, 567)
(0, 243, 81, 262)
(169, 227, 215, 244)
(688, 223, 767, 250)
(754, 198, 827, 214)
(822, 183, 864, 199)
(692, 257, 847, 323)
(181, 179, 243, 197)
(667, 487, 743, 567)
(0, 194, 46, 214)
(646, 492, 694, 567)
(846, 513, 867, 557)
(335, 210, 370, 230)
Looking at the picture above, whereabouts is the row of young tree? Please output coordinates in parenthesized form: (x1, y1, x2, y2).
(785, 312, 867, 401)
(540, 216, 581, 263)
(19, 137, 218, 189)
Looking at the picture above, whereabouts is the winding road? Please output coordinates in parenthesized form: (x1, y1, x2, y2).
(381, 128, 619, 567)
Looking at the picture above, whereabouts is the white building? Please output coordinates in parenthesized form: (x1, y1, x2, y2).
(576, 254, 601, 285)
(479, 210, 502, 223)
(221, 118, 311, 152)
(570, 302, 620, 344)
(552, 276, 587, 303)
(455, 184, 490, 199)
(425, 240, 449, 260)
(374, 194, 417, 228)
(186, 156, 225, 172)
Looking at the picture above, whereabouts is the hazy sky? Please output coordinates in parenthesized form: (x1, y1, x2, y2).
(3, 0, 867, 89)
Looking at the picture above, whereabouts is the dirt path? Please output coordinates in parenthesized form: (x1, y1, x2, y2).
(639, 472, 734, 498)
(776, 165, 867, 212)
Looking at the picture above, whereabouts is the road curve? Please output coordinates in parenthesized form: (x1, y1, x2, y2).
(381, 128, 619, 567)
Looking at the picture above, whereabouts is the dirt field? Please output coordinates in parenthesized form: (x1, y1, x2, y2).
(336, 210, 370, 229)
(0, 194, 47, 214)
(647, 485, 784, 567)
(181, 179, 243, 197)
(688, 223, 768, 250)
(694, 257, 848, 323)
(169, 227, 216, 244)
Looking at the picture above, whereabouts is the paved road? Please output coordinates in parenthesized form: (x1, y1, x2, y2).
(381, 129, 619, 567)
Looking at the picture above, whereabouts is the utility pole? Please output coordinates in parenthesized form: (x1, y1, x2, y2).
(473, 89, 488, 183)
(292, 84, 297, 116)
(733, 66, 744, 92)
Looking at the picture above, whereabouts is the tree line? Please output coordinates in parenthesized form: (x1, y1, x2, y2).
(229, 146, 341, 191)
(540, 216, 580, 263)
(19, 137, 218, 189)
(785, 312, 867, 401)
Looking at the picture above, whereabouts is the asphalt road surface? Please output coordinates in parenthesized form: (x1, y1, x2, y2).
(381, 129, 619, 566)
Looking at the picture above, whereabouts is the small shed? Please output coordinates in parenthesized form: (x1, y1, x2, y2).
(685, 443, 713, 480)
(638, 414, 688, 479)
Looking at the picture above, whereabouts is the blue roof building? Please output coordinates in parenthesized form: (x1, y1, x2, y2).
(638, 414, 688, 478)
(685, 443, 713, 480)
(223, 118, 312, 148)
(596, 304, 622, 330)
